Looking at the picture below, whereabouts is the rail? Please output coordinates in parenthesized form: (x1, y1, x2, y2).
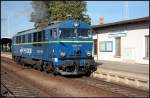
(1, 82, 16, 97)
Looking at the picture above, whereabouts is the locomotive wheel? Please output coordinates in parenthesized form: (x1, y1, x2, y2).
(20, 57, 24, 66)
(30, 64, 34, 68)
(21, 62, 26, 67)
(37, 60, 44, 72)
(20, 58, 28, 68)
(52, 67, 59, 76)
(15, 56, 18, 63)
(43, 62, 54, 73)
(33, 64, 38, 70)
(12, 56, 15, 61)
(85, 72, 91, 76)
(13, 56, 16, 61)
(43, 62, 48, 73)
(85, 70, 91, 77)
(53, 70, 59, 76)
(14, 56, 17, 62)
(16, 57, 21, 64)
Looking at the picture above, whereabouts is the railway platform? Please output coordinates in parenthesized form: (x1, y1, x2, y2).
(93, 60, 149, 91)
(96, 60, 149, 76)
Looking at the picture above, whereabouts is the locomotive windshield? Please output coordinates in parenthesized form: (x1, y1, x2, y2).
(59, 28, 92, 38)
(59, 28, 76, 38)
(77, 29, 92, 38)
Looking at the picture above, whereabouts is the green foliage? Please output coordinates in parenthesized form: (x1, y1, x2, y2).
(30, 1, 91, 28)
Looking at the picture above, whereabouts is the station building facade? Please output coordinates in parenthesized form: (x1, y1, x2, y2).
(92, 16, 149, 64)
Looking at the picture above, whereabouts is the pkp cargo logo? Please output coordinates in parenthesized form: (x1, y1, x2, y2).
(20, 47, 32, 55)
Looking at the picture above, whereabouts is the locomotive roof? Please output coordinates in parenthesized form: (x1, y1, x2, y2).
(59, 19, 91, 29)
(44, 19, 91, 29)
(15, 28, 40, 36)
(14, 19, 91, 36)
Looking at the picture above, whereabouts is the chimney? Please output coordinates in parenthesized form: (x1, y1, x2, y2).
(99, 16, 104, 25)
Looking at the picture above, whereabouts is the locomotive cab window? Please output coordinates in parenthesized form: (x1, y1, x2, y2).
(78, 29, 92, 38)
(59, 28, 76, 38)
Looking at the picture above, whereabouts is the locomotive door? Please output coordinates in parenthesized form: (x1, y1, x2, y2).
(42, 29, 53, 61)
(43, 28, 57, 61)
(50, 28, 57, 59)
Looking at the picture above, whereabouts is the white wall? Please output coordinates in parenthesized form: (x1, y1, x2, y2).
(123, 23, 149, 64)
(98, 31, 123, 62)
(95, 23, 149, 64)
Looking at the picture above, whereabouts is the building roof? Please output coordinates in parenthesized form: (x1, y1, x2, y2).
(92, 16, 149, 29)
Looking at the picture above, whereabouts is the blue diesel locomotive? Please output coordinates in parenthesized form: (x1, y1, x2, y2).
(12, 19, 96, 75)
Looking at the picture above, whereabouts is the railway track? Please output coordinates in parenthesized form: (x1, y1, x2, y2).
(1, 56, 149, 97)
(76, 77, 149, 97)
(1, 67, 47, 97)
(1, 81, 16, 97)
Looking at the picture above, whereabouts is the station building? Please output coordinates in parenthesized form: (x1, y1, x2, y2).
(92, 16, 149, 64)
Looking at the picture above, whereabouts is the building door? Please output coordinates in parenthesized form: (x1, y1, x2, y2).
(94, 39, 97, 55)
(145, 35, 149, 59)
(115, 37, 121, 57)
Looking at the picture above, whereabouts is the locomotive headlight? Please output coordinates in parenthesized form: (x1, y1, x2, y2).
(86, 51, 91, 56)
(60, 51, 66, 57)
(74, 22, 79, 27)
(54, 58, 58, 62)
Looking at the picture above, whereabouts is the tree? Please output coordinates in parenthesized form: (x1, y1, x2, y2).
(30, 1, 91, 28)
(30, 1, 50, 28)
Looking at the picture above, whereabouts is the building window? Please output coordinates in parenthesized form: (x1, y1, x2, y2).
(100, 41, 113, 52)
(145, 35, 149, 59)
(94, 39, 97, 55)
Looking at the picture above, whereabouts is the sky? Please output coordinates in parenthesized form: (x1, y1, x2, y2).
(1, 1, 149, 38)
